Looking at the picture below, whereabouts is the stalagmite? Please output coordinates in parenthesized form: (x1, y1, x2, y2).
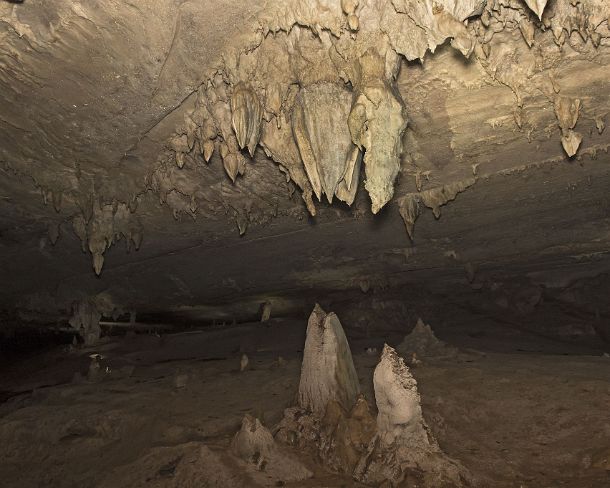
(398, 318, 458, 359)
(231, 415, 312, 482)
(69, 300, 102, 346)
(87, 354, 103, 381)
(373, 344, 430, 446)
(356, 344, 470, 486)
(260, 301, 272, 322)
(279, 318, 470, 486)
(298, 304, 360, 414)
(240, 353, 249, 372)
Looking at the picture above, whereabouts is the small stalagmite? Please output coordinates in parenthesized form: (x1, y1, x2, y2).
(70, 300, 102, 346)
(298, 304, 360, 415)
(240, 353, 249, 372)
(231, 415, 312, 482)
(260, 301, 272, 322)
(398, 318, 458, 360)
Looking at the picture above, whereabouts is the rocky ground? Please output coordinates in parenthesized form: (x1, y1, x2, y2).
(0, 315, 609, 487)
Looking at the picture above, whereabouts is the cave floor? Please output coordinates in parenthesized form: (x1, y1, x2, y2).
(0, 318, 609, 488)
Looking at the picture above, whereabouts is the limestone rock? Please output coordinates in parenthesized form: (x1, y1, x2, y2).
(97, 442, 257, 488)
(298, 304, 360, 414)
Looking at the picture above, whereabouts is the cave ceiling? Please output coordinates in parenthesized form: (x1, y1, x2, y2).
(0, 0, 609, 319)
